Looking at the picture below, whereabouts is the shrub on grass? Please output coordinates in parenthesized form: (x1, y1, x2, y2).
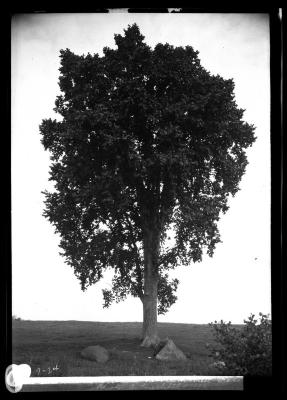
(12, 315, 22, 321)
(208, 313, 272, 376)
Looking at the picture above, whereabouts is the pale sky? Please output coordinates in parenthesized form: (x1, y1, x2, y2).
(11, 13, 271, 324)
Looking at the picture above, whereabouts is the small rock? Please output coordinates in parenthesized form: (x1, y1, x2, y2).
(155, 338, 187, 361)
(210, 361, 226, 369)
(80, 345, 109, 363)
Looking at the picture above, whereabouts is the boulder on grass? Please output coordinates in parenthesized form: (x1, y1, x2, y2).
(153, 340, 167, 356)
(80, 345, 109, 363)
(155, 338, 187, 361)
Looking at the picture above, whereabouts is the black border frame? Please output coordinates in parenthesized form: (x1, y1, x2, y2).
(2, 6, 285, 395)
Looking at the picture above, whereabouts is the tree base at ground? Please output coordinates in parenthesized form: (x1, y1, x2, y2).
(140, 335, 161, 348)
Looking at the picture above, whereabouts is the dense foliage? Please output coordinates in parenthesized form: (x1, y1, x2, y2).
(209, 313, 272, 375)
(39, 24, 255, 314)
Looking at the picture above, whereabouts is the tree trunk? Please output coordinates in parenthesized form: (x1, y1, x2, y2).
(140, 229, 161, 348)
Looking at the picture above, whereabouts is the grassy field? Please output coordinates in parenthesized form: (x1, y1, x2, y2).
(12, 320, 242, 377)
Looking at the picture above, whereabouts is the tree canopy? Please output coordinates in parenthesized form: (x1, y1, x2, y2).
(40, 24, 256, 316)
